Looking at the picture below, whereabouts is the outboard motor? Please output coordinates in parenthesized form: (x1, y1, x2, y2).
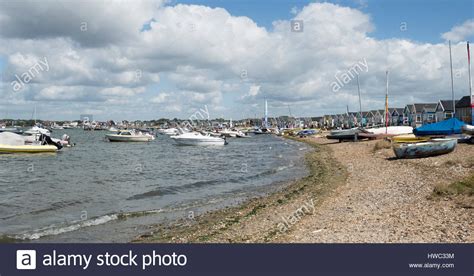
(39, 134, 63, 150)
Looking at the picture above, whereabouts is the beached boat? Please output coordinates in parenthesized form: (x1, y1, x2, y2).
(105, 130, 154, 142)
(171, 130, 226, 146)
(391, 134, 429, 143)
(413, 118, 466, 136)
(364, 126, 413, 136)
(392, 138, 457, 159)
(297, 129, 318, 137)
(462, 124, 474, 135)
(326, 128, 361, 141)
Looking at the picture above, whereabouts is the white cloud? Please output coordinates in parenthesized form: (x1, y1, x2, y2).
(151, 93, 169, 103)
(0, 2, 471, 120)
(441, 19, 474, 42)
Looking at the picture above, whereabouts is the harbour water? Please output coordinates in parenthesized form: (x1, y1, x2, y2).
(0, 130, 309, 242)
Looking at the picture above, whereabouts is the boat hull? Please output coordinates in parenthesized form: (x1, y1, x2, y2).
(105, 134, 153, 142)
(393, 138, 457, 159)
(462, 125, 474, 135)
(0, 144, 58, 153)
(327, 129, 360, 141)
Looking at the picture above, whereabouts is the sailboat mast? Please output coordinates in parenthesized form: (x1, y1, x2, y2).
(264, 98, 268, 128)
(449, 41, 455, 116)
(356, 74, 362, 122)
(467, 41, 473, 125)
(385, 71, 389, 134)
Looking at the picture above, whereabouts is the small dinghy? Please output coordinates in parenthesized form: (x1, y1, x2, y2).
(393, 138, 457, 159)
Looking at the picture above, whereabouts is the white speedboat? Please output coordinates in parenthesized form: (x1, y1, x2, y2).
(51, 124, 64, 130)
(105, 130, 154, 142)
(171, 130, 227, 146)
(157, 128, 179, 136)
(220, 129, 238, 138)
(24, 125, 51, 136)
(235, 130, 250, 138)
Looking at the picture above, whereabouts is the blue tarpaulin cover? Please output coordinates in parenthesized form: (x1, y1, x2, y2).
(413, 118, 466, 136)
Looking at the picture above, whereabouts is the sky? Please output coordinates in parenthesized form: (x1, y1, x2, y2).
(0, 0, 473, 121)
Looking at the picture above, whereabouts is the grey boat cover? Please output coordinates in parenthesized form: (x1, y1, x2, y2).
(0, 132, 26, 146)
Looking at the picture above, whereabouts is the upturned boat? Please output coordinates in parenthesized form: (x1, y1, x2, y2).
(326, 128, 361, 141)
(392, 138, 457, 159)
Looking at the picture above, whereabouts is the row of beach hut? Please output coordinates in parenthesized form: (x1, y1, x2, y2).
(311, 95, 473, 129)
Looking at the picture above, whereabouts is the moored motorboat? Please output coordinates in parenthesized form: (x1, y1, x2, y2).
(392, 138, 457, 159)
(235, 130, 250, 138)
(157, 128, 179, 136)
(0, 132, 61, 154)
(220, 129, 238, 138)
(24, 125, 51, 136)
(0, 144, 58, 153)
(0, 126, 23, 134)
(105, 130, 154, 142)
(171, 129, 226, 146)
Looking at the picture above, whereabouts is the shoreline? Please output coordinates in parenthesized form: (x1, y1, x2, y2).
(134, 136, 473, 243)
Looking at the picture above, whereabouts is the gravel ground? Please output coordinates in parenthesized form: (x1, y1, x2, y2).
(281, 138, 473, 243)
(136, 137, 473, 243)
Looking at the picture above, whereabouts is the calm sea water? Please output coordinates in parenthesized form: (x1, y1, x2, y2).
(0, 129, 308, 242)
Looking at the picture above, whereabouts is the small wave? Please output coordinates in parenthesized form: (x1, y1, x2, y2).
(127, 168, 283, 200)
(14, 214, 118, 240)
